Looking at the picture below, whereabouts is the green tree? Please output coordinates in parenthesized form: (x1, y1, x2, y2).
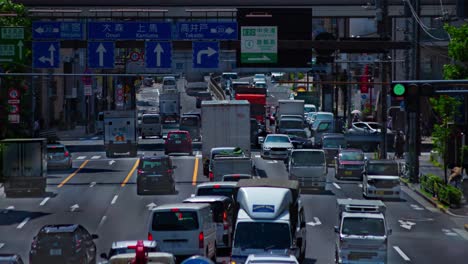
(443, 23, 468, 79)
(0, 0, 31, 139)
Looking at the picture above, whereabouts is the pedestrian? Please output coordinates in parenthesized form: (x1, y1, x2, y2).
(393, 130, 405, 159)
(449, 166, 463, 190)
(352, 113, 360, 123)
(387, 116, 393, 130)
(33, 119, 40, 137)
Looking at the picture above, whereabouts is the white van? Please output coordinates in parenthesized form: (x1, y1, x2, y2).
(148, 203, 217, 260)
(162, 76, 177, 93)
(141, 113, 162, 139)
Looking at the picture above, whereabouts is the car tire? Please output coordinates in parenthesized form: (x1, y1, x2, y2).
(189, 151, 193, 156)
(137, 185, 144, 195)
(211, 243, 217, 262)
(142, 134, 146, 139)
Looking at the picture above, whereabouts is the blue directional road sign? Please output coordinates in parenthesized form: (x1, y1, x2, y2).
(88, 42, 114, 69)
(33, 41, 60, 69)
(177, 22, 238, 40)
(145, 42, 172, 68)
(33, 21, 83, 40)
(88, 22, 171, 40)
(192, 42, 219, 69)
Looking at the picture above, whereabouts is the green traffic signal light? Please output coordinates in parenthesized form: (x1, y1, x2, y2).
(393, 84, 406, 96)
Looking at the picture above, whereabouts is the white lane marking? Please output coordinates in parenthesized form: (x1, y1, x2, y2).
(254, 155, 261, 158)
(307, 217, 322, 226)
(398, 220, 416, 230)
(70, 204, 79, 212)
(89, 182, 96, 188)
(410, 204, 424, 211)
(442, 228, 459, 236)
(333, 183, 342, 189)
(17, 217, 30, 229)
(111, 195, 118, 205)
(91, 155, 101, 160)
(76, 156, 86, 160)
(452, 228, 468, 241)
(358, 183, 363, 188)
(98, 216, 107, 228)
(393, 246, 411, 261)
(147, 202, 157, 211)
(0, 243, 4, 249)
(39, 197, 50, 206)
(109, 160, 116, 165)
(267, 160, 278, 164)
(91, 136, 99, 140)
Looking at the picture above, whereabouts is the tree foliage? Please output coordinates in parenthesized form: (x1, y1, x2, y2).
(443, 23, 468, 80)
(430, 95, 461, 159)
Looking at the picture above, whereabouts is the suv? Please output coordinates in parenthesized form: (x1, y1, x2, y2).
(47, 144, 72, 170)
(165, 130, 193, 155)
(334, 149, 365, 180)
(29, 224, 98, 264)
(100, 240, 158, 261)
(137, 155, 177, 195)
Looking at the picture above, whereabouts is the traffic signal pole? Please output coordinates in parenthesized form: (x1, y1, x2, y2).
(378, 0, 390, 159)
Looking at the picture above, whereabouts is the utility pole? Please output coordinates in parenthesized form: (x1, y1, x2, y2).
(377, 0, 390, 159)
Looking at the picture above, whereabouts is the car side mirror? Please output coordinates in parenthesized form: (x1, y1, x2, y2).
(388, 229, 393, 235)
(258, 137, 265, 144)
(100, 253, 108, 260)
(91, 234, 99, 239)
(334, 157, 338, 160)
(334, 226, 339, 233)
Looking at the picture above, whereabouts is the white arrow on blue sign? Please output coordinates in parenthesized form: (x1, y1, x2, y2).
(88, 42, 114, 69)
(145, 42, 172, 68)
(192, 42, 219, 69)
(33, 41, 60, 68)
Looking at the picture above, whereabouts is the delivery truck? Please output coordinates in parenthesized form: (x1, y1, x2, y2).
(1, 138, 47, 197)
(159, 92, 181, 123)
(201, 100, 251, 176)
(104, 111, 138, 157)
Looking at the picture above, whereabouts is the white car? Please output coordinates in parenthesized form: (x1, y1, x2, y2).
(260, 134, 294, 160)
(350, 121, 392, 134)
(245, 254, 299, 264)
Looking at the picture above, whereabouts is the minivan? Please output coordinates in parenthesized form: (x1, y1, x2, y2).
(141, 113, 162, 139)
(162, 76, 177, 93)
(137, 155, 176, 195)
(148, 203, 217, 261)
(183, 196, 235, 251)
(180, 115, 201, 141)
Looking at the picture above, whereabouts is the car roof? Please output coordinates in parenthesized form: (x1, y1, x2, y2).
(111, 240, 157, 249)
(154, 203, 210, 211)
(163, 76, 175, 80)
(47, 144, 66, 148)
(247, 254, 298, 262)
(266, 134, 289, 138)
(140, 155, 170, 160)
(167, 130, 189, 134)
(367, 159, 398, 165)
(142, 113, 160, 116)
(322, 133, 345, 138)
(40, 224, 79, 233)
(291, 149, 324, 153)
(339, 148, 363, 153)
(184, 195, 231, 203)
(196, 181, 238, 188)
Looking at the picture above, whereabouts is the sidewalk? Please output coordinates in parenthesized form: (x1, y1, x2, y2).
(408, 155, 468, 217)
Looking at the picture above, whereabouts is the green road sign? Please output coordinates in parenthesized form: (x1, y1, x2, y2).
(0, 27, 25, 64)
(393, 83, 406, 96)
(241, 26, 277, 64)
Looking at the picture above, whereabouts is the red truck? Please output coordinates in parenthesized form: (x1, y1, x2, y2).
(234, 86, 267, 124)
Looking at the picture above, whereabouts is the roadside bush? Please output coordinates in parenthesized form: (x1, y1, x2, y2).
(421, 174, 444, 195)
(439, 185, 463, 207)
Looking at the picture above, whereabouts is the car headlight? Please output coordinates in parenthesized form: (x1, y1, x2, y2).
(263, 145, 271, 150)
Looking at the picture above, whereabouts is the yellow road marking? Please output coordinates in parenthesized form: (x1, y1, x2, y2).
(58, 160, 89, 188)
(192, 156, 199, 186)
(121, 159, 139, 187)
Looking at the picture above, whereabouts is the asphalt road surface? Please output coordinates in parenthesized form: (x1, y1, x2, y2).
(1, 77, 468, 264)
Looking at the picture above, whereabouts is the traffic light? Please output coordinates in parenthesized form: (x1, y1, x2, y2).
(419, 83, 435, 96)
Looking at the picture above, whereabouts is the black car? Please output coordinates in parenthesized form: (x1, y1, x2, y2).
(29, 224, 98, 264)
(137, 155, 176, 195)
(285, 129, 313, 149)
(0, 254, 24, 264)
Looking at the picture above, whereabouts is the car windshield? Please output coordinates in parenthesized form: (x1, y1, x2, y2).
(197, 187, 235, 198)
(279, 120, 303, 129)
(291, 152, 324, 166)
(323, 138, 346, 148)
(163, 79, 176, 86)
(340, 151, 364, 161)
(152, 211, 199, 231)
(142, 115, 160, 124)
(265, 136, 290, 143)
(304, 106, 316, 113)
(341, 217, 385, 236)
(287, 131, 307, 138)
(367, 163, 399, 175)
(315, 113, 333, 120)
(234, 222, 291, 249)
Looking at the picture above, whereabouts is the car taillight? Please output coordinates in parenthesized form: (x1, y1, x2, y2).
(209, 171, 214, 181)
(223, 211, 227, 221)
(148, 232, 153, 241)
(75, 239, 81, 249)
(167, 169, 172, 174)
(137, 169, 143, 174)
(64, 151, 69, 157)
(198, 232, 204, 248)
(31, 238, 38, 249)
(223, 211, 229, 230)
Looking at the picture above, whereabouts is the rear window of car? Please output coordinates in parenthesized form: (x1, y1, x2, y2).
(142, 115, 160, 124)
(47, 147, 66, 153)
(38, 232, 74, 243)
(169, 133, 188, 140)
(152, 211, 199, 231)
(197, 187, 235, 198)
(181, 117, 198, 126)
(291, 151, 324, 166)
(139, 159, 168, 171)
(163, 79, 176, 86)
(341, 151, 364, 161)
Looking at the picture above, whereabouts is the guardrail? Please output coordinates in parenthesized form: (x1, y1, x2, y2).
(208, 74, 225, 100)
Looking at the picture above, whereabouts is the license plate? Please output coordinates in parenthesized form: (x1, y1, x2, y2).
(344, 171, 352, 175)
(376, 190, 385, 195)
(175, 140, 181, 144)
(49, 249, 62, 256)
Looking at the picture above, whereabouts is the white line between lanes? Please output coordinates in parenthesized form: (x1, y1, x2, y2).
(111, 195, 118, 205)
(393, 246, 411, 261)
(91, 156, 101, 160)
(76, 156, 86, 160)
(98, 216, 107, 228)
(17, 217, 30, 229)
(333, 183, 342, 189)
(39, 197, 50, 206)
(452, 228, 468, 241)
